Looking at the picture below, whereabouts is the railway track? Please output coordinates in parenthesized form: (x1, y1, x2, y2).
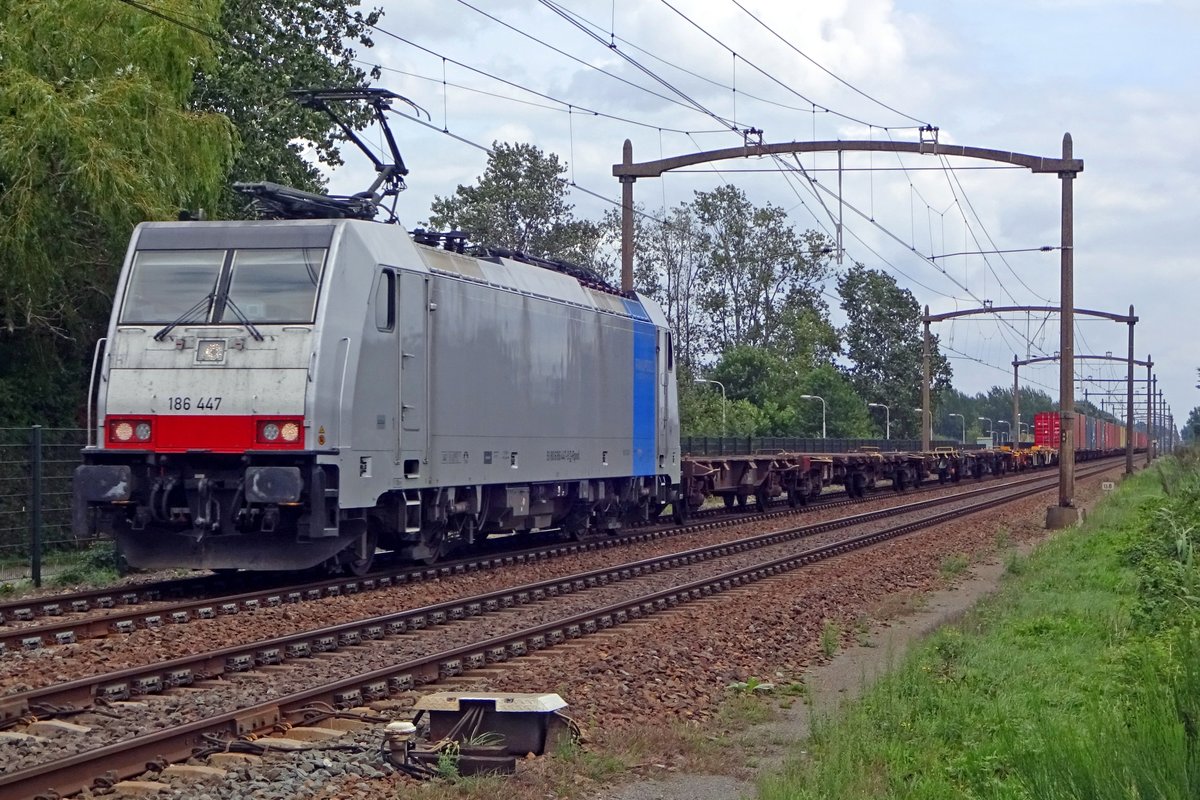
(0, 461, 1089, 654)
(0, 459, 1121, 800)
(0, 469, 951, 627)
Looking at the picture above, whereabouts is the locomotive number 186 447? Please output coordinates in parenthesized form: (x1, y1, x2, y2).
(167, 396, 222, 411)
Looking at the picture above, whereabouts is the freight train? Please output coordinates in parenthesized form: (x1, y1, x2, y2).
(70, 90, 1142, 574)
(1033, 411, 1148, 451)
(71, 215, 1140, 575)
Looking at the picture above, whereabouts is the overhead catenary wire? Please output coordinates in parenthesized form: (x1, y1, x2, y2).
(358, 58, 727, 137)
(648, 0, 927, 130)
(367, 28, 731, 136)
(546, 0, 916, 123)
(125, 0, 1067, 384)
(726, 0, 932, 127)
(388, 1, 1048, 344)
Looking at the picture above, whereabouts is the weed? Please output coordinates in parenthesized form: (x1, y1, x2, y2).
(939, 552, 970, 579)
(50, 542, 122, 587)
(728, 676, 774, 694)
(820, 620, 841, 658)
(779, 680, 809, 699)
(1005, 550, 1027, 575)
(463, 731, 505, 748)
(853, 614, 873, 647)
(994, 527, 1012, 549)
(553, 734, 581, 760)
(434, 742, 460, 780)
(718, 693, 774, 727)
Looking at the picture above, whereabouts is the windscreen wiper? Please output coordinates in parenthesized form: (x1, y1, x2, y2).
(221, 297, 264, 341)
(153, 293, 214, 341)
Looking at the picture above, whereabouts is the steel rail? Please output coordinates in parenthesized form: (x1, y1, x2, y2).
(0, 460, 1122, 800)
(0, 461, 1052, 644)
(0, 456, 1107, 656)
(2, 459, 1095, 725)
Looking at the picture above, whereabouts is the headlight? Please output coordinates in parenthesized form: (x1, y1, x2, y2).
(257, 419, 303, 446)
(197, 339, 226, 362)
(135, 422, 152, 441)
(113, 421, 133, 442)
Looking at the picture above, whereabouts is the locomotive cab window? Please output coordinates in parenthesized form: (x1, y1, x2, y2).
(120, 250, 225, 324)
(374, 269, 395, 332)
(219, 248, 326, 324)
(121, 247, 327, 326)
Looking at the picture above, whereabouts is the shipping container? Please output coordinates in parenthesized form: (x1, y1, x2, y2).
(1034, 412, 1059, 448)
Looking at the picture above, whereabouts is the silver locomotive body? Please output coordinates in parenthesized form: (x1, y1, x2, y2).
(75, 219, 681, 571)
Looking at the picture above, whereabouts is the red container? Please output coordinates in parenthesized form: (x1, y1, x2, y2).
(1034, 412, 1059, 448)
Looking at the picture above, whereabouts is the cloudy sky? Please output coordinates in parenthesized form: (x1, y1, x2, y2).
(327, 0, 1199, 430)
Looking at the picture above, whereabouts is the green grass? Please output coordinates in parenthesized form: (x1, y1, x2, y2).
(0, 542, 123, 592)
(938, 552, 970, 579)
(758, 461, 1200, 800)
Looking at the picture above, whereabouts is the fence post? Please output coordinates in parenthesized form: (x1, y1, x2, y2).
(30, 425, 43, 588)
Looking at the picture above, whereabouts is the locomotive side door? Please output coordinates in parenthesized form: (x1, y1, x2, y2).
(397, 270, 430, 475)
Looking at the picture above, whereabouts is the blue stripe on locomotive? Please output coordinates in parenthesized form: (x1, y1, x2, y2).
(623, 299, 657, 476)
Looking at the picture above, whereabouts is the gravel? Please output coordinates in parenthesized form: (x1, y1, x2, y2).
(2, 466, 1121, 798)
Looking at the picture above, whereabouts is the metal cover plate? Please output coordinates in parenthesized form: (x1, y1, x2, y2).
(412, 691, 566, 713)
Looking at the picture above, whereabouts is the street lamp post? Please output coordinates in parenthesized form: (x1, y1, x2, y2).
(694, 379, 727, 437)
(948, 413, 966, 445)
(799, 394, 826, 439)
(996, 420, 1011, 445)
(978, 417, 993, 446)
(867, 402, 891, 440)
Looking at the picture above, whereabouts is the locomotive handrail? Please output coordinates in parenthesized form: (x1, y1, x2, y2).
(336, 337, 352, 447)
(85, 338, 107, 447)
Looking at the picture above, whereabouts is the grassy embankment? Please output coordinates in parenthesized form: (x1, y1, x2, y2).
(761, 451, 1200, 799)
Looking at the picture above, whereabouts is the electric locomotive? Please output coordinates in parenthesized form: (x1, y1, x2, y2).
(73, 90, 682, 573)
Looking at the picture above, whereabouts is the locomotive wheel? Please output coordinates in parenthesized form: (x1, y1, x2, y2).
(418, 527, 448, 565)
(341, 529, 378, 577)
(672, 501, 689, 525)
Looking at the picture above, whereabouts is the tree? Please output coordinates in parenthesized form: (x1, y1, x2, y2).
(426, 142, 603, 267)
(191, 0, 383, 214)
(0, 0, 233, 424)
(1184, 407, 1200, 443)
(794, 365, 875, 439)
(692, 186, 835, 355)
(837, 264, 952, 439)
(618, 203, 707, 375)
(688, 350, 872, 438)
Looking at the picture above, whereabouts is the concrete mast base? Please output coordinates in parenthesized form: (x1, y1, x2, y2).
(1045, 505, 1081, 529)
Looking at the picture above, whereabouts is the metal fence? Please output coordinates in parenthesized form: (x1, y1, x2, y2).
(680, 436, 978, 456)
(0, 426, 90, 585)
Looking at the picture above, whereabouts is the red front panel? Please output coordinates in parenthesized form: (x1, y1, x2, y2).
(104, 415, 305, 453)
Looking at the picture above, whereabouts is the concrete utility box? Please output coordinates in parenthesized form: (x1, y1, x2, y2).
(412, 692, 570, 756)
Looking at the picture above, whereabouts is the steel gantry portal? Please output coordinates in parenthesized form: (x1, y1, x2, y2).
(616, 134, 1084, 527)
(922, 304, 1132, 528)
